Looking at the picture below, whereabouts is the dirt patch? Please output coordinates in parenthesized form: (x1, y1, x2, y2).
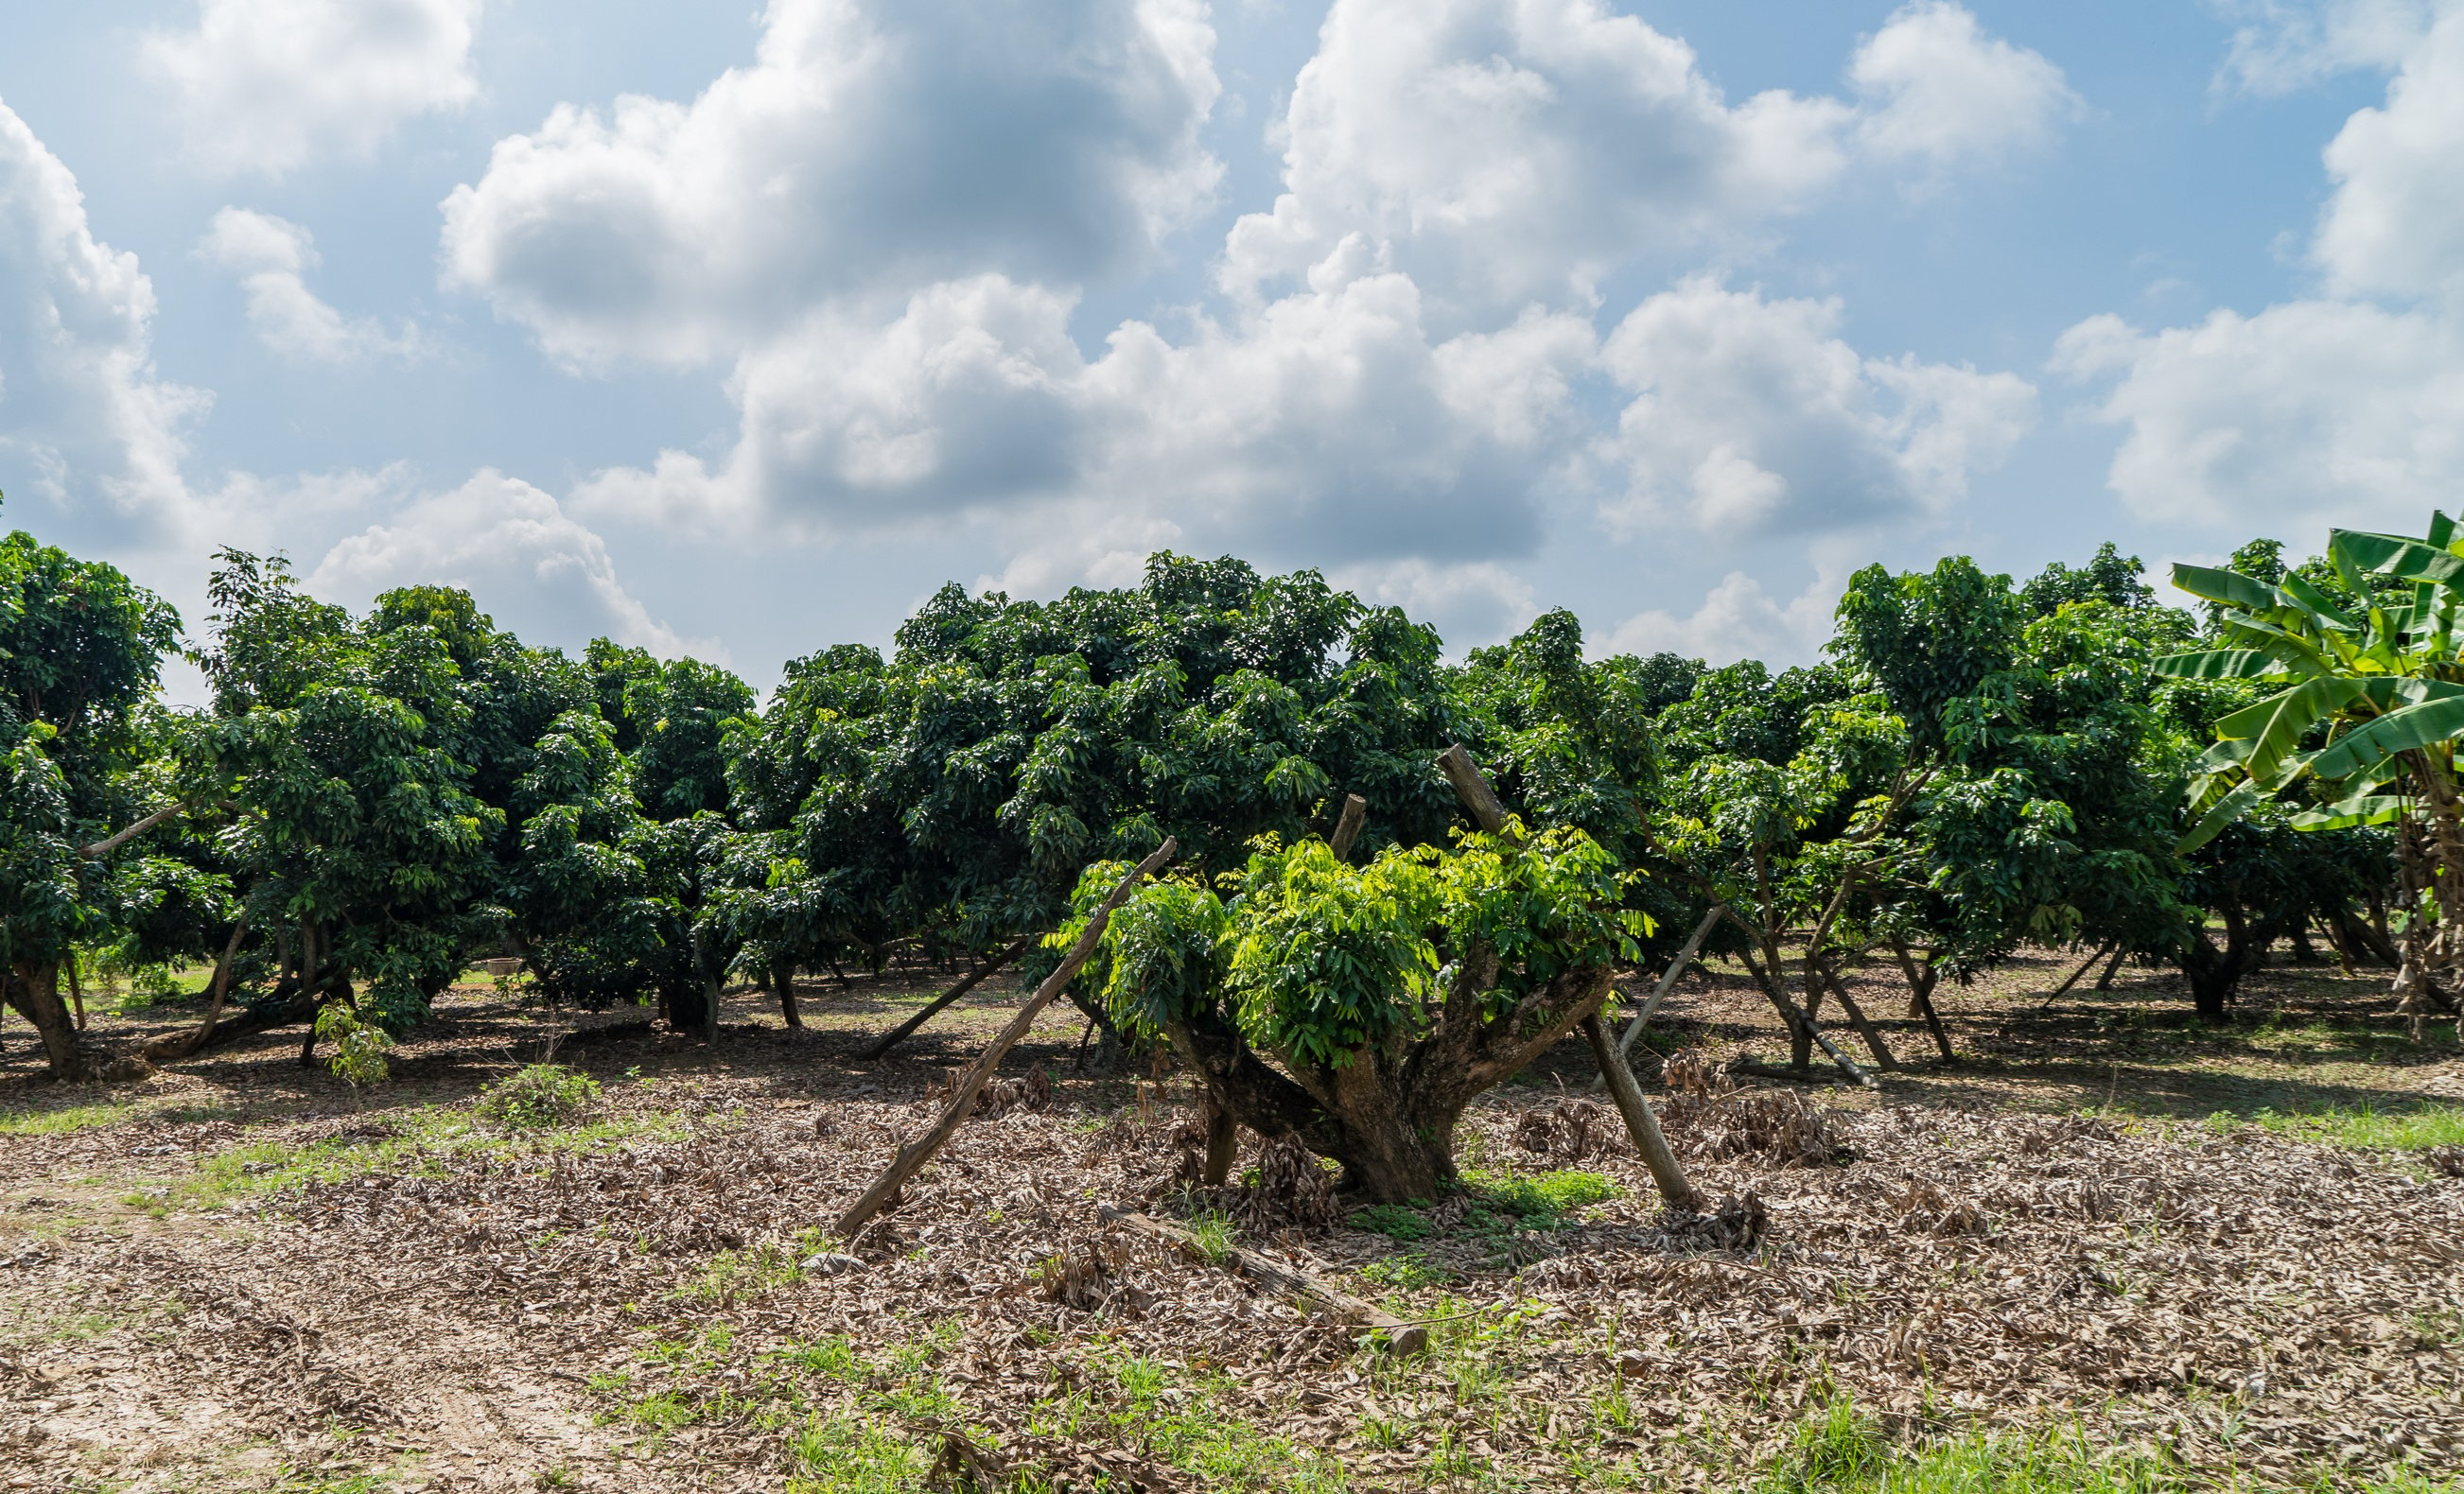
(2, 954, 2460, 1489)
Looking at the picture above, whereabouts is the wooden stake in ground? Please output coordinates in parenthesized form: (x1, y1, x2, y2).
(2036, 941, 2117, 1012)
(859, 934, 1037, 1061)
(1580, 1011, 1701, 1212)
(835, 840, 1178, 1239)
(1098, 1205, 1428, 1355)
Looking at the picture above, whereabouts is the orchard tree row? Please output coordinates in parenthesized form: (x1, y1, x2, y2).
(4, 494, 2452, 1190)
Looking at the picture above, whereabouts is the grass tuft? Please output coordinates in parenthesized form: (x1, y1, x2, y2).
(2251, 1101, 2464, 1153)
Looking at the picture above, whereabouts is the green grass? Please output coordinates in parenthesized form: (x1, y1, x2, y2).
(1350, 1203, 1433, 1241)
(675, 1230, 834, 1304)
(0, 1100, 138, 1136)
(1183, 1207, 1235, 1263)
(1463, 1167, 1619, 1219)
(171, 1106, 692, 1209)
(2249, 1101, 2464, 1153)
(1018, 1346, 1349, 1492)
(474, 1063, 603, 1128)
(785, 1416, 931, 1493)
(1754, 1397, 2464, 1494)
(1357, 1251, 1452, 1291)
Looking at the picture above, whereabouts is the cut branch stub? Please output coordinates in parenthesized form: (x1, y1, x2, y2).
(1437, 745, 1511, 837)
(834, 839, 1178, 1239)
(1329, 793, 1369, 860)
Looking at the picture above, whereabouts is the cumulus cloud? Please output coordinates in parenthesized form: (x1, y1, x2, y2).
(2211, 0, 2438, 96)
(441, 0, 1220, 367)
(2063, 6, 2464, 532)
(0, 102, 206, 528)
(1219, 0, 2070, 314)
(197, 209, 423, 363)
(1850, 1, 2080, 175)
(142, 0, 483, 178)
(1597, 278, 2036, 535)
(1217, 0, 1850, 313)
(1606, 569, 1839, 668)
(579, 258, 1597, 561)
(312, 471, 698, 656)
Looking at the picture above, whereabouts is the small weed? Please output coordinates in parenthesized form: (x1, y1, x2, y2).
(1462, 1167, 1619, 1220)
(785, 1415, 929, 1492)
(1183, 1208, 1235, 1263)
(1351, 1203, 1432, 1241)
(1357, 1251, 1451, 1291)
(475, 1064, 603, 1128)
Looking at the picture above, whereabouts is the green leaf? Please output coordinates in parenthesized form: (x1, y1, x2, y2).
(2170, 563, 2277, 613)
(2177, 780, 2263, 854)
(2308, 695, 2464, 779)
(2291, 793, 2407, 831)
(2154, 649, 2278, 680)
(2333, 528, 2464, 590)
(2211, 675, 2364, 785)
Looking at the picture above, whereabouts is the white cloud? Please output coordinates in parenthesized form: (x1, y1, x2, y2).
(0, 102, 207, 529)
(2063, 7, 2464, 532)
(1850, 2, 2080, 175)
(1607, 569, 1839, 668)
(579, 256, 1599, 562)
(1219, 0, 2070, 315)
(312, 470, 699, 657)
(441, 0, 1220, 368)
(2211, 0, 2438, 96)
(1597, 278, 2036, 535)
(197, 209, 423, 363)
(2053, 304, 2464, 528)
(1219, 0, 1852, 313)
(142, 0, 483, 178)
(1330, 557, 1540, 651)
(2314, 7, 2464, 303)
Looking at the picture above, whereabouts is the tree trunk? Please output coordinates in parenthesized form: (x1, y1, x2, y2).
(772, 959, 802, 1029)
(1198, 1086, 1239, 1187)
(662, 983, 708, 1038)
(2182, 916, 2257, 1022)
(10, 963, 96, 1081)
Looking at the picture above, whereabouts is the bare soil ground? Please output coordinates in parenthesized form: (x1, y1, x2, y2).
(3, 950, 2461, 1492)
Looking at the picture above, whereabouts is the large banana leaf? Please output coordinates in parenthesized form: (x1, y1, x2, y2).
(2212, 675, 2364, 785)
(2177, 780, 2263, 853)
(2154, 649, 2280, 680)
(2307, 694, 2464, 779)
(2172, 563, 2281, 614)
(2291, 792, 2407, 831)
(2333, 528, 2464, 590)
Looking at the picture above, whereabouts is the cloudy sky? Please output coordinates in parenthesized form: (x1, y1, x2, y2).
(2, 0, 2457, 689)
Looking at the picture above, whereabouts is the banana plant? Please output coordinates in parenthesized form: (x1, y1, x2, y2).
(2158, 513, 2464, 1010)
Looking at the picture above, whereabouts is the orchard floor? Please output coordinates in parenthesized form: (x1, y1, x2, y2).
(3, 950, 2463, 1493)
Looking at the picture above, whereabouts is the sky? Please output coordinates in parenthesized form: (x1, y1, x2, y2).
(1, 0, 2458, 695)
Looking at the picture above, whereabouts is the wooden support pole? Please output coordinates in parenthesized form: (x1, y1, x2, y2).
(1580, 1012, 1701, 1212)
(835, 841, 1177, 1239)
(1098, 1204, 1428, 1355)
(1722, 910, 1870, 1086)
(860, 934, 1036, 1061)
(1329, 793, 1369, 860)
(1613, 906, 1721, 1062)
(1817, 963, 1898, 1071)
(2035, 941, 2116, 1012)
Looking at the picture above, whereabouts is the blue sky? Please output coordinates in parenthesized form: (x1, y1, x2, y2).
(1, 1, 2456, 693)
